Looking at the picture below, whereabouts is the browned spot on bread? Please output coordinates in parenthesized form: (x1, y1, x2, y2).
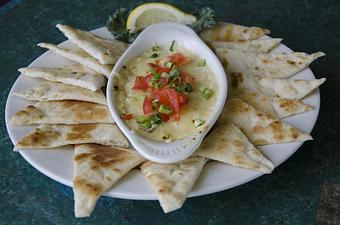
(262, 59, 269, 64)
(74, 153, 92, 161)
(66, 124, 97, 141)
(60, 101, 109, 122)
(287, 59, 296, 65)
(16, 127, 60, 147)
(233, 140, 243, 148)
(73, 176, 103, 196)
(289, 127, 301, 139)
(230, 72, 244, 88)
(14, 105, 44, 123)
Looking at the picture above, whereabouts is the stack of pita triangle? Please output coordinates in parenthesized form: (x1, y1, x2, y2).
(11, 21, 326, 217)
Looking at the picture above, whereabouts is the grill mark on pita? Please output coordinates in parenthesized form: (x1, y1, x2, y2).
(73, 177, 103, 196)
(66, 124, 97, 141)
(17, 128, 60, 147)
(60, 100, 109, 121)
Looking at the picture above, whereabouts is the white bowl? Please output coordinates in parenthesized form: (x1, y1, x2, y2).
(107, 22, 227, 163)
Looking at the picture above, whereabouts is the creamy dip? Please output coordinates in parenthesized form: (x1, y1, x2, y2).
(113, 43, 218, 142)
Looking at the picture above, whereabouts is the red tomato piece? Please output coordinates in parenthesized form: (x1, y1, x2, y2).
(145, 73, 153, 86)
(168, 53, 190, 65)
(132, 76, 148, 90)
(156, 67, 171, 74)
(159, 113, 170, 122)
(177, 92, 188, 106)
(180, 71, 195, 84)
(120, 114, 133, 120)
(143, 96, 153, 114)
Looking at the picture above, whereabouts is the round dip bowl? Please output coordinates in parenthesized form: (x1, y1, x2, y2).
(107, 22, 227, 163)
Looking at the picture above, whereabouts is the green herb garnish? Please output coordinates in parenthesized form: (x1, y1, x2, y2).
(169, 66, 180, 77)
(150, 114, 162, 125)
(193, 118, 205, 127)
(159, 105, 172, 114)
(150, 53, 159, 58)
(200, 87, 213, 99)
(169, 40, 176, 52)
(183, 83, 193, 92)
(197, 59, 206, 67)
(152, 46, 160, 51)
(189, 7, 217, 33)
(163, 61, 173, 68)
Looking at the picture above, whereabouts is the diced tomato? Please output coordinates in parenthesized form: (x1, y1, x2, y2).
(159, 113, 170, 122)
(143, 96, 153, 114)
(177, 92, 188, 106)
(156, 67, 171, 74)
(120, 114, 133, 120)
(145, 73, 153, 86)
(168, 53, 190, 66)
(148, 63, 157, 68)
(180, 71, 195, 84)
(160, 77, 169, 86)
(170, 113, 180, 121)
(166, 88, 180, 114)
(132, 76, 148, 90)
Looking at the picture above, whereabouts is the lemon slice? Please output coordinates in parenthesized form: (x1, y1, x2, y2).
(126, 3, 197, 32)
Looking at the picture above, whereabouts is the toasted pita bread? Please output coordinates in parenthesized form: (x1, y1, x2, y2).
(200, 22, 270, 42)
(195, 123, 274, 173)
(229, 72, 312, 118)
(56, 24, 127, 65)
(37, 43, 112, 77)
(217, 98, 313, 145)
(258, 77, 326, 99)
(15, 124, 128, 149)
(12, 81, 107, 105)
(141, 156, 207, 213)
(209, 38, 282, 53)
(11, 100, 113, 125)
(216, 49, 325, 78)
(18, 65, 106, 91)
(73, 144, 145, 217)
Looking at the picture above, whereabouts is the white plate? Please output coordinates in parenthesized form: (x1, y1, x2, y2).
(5, 27, 320, 200)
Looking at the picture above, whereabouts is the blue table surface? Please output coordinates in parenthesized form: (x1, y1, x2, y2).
(1, 0, 339, 224)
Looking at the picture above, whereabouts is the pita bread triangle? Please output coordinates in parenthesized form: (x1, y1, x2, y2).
(210, 38, 282, 53)
(11, 100, 114, 125)
(217, 98, 313, 145)
(229, 72, 312, 118)
(73, 144, 145, 217)
(195, 123, 274, 173)
(15, 124, 128, 150)
(141, 156, 207, 213)
(258, 77, 326, 100)
(200, 22, 270, 42)
(37, 43, 112, 77)
(18, 64, 106, 92)
(216, 48, 325, 78)
(12, 81, 107, 105)
(56, 24, 127, 65)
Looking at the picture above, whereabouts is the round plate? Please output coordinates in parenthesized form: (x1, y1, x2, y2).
(5, 27, 320, 200)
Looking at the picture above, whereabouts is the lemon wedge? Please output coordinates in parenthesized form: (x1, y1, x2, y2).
(126, 3, 197, 32)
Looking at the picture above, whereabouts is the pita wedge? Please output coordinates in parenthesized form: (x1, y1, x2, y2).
(229, 72, 313, 118)
(18, 65, 106, 92)
(11, 100, 113, 125)
(73, 144, 145, 217)
(56, 24, 127, 65)
(217, 98, 313, 145)
(141, 156, 207, 213)
(216, 48, 325, 78)
(209, 38, 282, 53)
(195, 123, 274, 173)
(258, 77, 326, 99)
(12, 81, 107, 104)
(37, 43, 112, 77)
(200, 22, 270, 42)
(15, 124, 128, 149)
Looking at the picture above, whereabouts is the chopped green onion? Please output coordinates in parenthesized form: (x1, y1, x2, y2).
(152, 46, 160, 51)
(168, 83, 176, 89)
(136, 115, 150, 124)
(175, 86, 183, 92)
(197, 59, 206, 67)
(150, 80, 161, 88)
(183, 83, 193, 92)
(150, 114, 161, 125)
(171, 76, 181, 84)
(151, 73, 160, 81)
(193, 118, 205, 127)
(169, 66, 180, 77)
(200, 87, 213, 99)
(150, 68, 159, 76)
(169, 40, 176, 52)
(159, 104, 172, 114)
(152, 100, 160, 110)
(150, 53, 159, 58)
(163, 61, 173, 68)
